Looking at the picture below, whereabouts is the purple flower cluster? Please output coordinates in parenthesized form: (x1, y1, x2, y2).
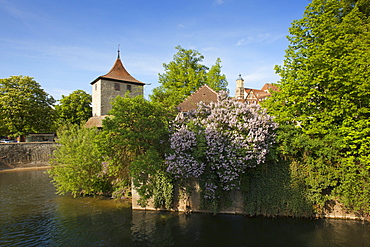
(166, 125, 205, 178)
(166, 91, 278, 199)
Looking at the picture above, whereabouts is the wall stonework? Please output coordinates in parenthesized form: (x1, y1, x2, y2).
(0, 143, 58, 170)
(132, 180, 246, 214)
(132, 181, 367, 220)
(92, 79, 144, 116)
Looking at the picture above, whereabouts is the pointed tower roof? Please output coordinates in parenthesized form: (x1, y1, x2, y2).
(91, 49, 145, 85)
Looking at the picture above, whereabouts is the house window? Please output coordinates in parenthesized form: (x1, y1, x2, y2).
(114, 83, 120, 91)
(126, 85, 131, 92)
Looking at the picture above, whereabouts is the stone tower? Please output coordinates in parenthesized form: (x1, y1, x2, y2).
(235, 74, 245, 100)
(90, 49, 145, 117)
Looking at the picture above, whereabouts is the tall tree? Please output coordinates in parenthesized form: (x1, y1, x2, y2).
(150, 45, 227, 109)
(264, 0, 370, 214)
(266, 0, 369, 133)
(0, 76, 55, 139)
(55, 89, 92, 126)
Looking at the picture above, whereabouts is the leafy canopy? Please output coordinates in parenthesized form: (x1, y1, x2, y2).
(150, 45, 228, 109)
(266, 0, 370, 133)
(48, 95, 174, 205)
(0, 75, 55, 138)
(48, 126, 110, 197)
(103, 95, 174, 208)
(55, 89, 92, 126)
(263, 0, 370, 214)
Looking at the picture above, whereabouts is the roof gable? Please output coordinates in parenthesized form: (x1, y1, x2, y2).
(177, 85, 218, 112)
(261, 83, 279, 92)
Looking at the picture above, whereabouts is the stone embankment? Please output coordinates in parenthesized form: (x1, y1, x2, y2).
(0, 142, 58, 170)
(132, 181, 368, 221)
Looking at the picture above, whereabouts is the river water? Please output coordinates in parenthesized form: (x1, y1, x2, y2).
(0, 168, 369, 247)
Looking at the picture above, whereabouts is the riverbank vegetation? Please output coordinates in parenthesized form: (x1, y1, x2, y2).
(47, 0, 369, 219)
(48, 96, 176, 206)
(263, 0, 370, 216)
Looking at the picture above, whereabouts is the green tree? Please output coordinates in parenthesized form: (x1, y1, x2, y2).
(150, 45, 227, 109)
(55, 89, 92, 126)
(48, 95, 174, 205)
(264, 0, 370, 214)
(0, 75, 56, 139)
(48, 126, 110, 197)
(103, 95, 173, 207)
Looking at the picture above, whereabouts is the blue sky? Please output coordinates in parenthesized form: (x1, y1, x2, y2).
(0, 0, 309, 100)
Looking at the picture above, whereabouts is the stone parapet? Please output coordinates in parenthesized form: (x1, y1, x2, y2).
(0, 142, 58, 170)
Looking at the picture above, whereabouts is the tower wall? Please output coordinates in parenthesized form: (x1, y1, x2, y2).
(92, 80, 102, 116)
(92, 79, 144, 116)
(235, 75, 245, 99)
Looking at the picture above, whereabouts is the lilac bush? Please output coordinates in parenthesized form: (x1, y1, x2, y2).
(166, 91, 278, 200)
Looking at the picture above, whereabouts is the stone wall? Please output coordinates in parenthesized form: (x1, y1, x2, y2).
(132, 181, 367, 220)
(0, 143, 58, 170)
(132, 180, 245, 214)
(92, 79, 144, 116)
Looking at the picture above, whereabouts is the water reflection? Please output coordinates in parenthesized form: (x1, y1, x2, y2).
(0, 169, 369, 246)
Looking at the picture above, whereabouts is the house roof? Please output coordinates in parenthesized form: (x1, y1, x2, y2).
(245, 88, 271, 99)
(239, 83, 279, 104)
(91, 53, 145, 85)
(261, 83, 279, 92)
(177, 85, 218, 112)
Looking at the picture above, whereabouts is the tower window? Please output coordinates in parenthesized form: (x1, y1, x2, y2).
(126, 85, 131, 92)
(114, 83, 120, 91)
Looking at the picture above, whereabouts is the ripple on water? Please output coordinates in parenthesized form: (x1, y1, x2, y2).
(1, 169, 370, 247)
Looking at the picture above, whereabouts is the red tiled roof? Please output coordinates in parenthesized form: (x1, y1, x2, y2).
(177, 85, 218, 112)
(245, 89, 270, 99)
(91, 58, 144, 85)
(261, 83, 279, 92)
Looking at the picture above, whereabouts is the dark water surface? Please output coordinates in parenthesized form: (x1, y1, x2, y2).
(0, 169, 369, 247)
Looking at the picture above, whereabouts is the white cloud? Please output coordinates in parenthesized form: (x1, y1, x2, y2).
(235, 33, 272, 46)
(1, 1, 45, 25)
(214, 0, 225, 5)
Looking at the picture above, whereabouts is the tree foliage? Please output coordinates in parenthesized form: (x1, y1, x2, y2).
(263, 0, 370, 215)
(55, 89, 92, 126)
(167, 92, 277, 211)
(48, 126, 110, 197)
(103, 95, 174, 208)
(48, 95, 174, 207)
(0, 75, 55, 138)
(150, 45, 228, 109)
